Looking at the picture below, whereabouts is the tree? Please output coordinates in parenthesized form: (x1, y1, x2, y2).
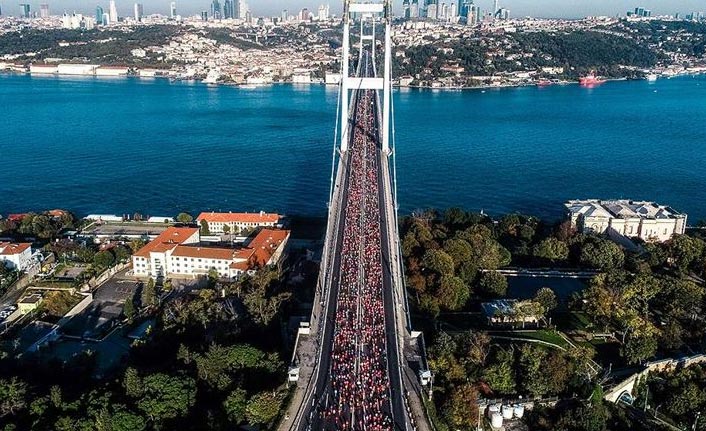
(532, 238, 570, 264)
(458, 331, 491, 369)
(477, 271, 508, 297)
(482, 349, 516, 395)
(176, 212, 193, 223)
(111, 410, 147, 431)
(0, 378, 27, 417)
(93, 250, 115, 269)
(137, 374, 196, 425)
(223, 389, 248, 424)
(442, 383, 479, 429)
(245, 392, 283, 426)
(223, 225, 231, 235)
(141, 278, 157, 307)
(423, 249, 455, 276)
(200, 220, 211, 235)
(579, 238, 624, 270)
(437, 275, 470, 311)
(123, 295, 136, 321)
(242, 268, 292, 326)
(534, 287, 558, 314)
(123, 368, 143, 398)
(622, 333, 658, 365)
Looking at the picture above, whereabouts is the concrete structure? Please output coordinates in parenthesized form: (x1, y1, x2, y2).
(0, 242, 33, 271)
(131, 226, 289, 279)
(482, 299, 541, 326)
(566, 199, 687, 243)
(196, 211, 281, 234)
(95, 66, 129, 76)
(57, 64, 99, 75)
(30, 64, 59, 74)
(18, 293, 43, 314)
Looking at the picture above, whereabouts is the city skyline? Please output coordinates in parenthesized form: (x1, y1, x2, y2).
(2, 0, 705, 19)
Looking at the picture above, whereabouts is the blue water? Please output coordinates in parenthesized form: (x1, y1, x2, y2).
(1, 74, 705, 221)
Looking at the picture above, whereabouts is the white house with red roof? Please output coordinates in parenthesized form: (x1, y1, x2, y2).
(131, 226, 289, 279)
(0, 242, 33, 271)
(196, 211, 281, 235)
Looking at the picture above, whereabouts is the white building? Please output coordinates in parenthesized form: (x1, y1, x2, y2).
(566, 199, 687, 243)
(57, 64, 99, 75)
(0, 242, 33, 271)
(109, 0, 119, 23)
(95, 66, 130, 76)
(131, 226, 289, 279)
(30, 64, 58, 74)
(61, 13, 96, 30)
(196, 211, 281, 235)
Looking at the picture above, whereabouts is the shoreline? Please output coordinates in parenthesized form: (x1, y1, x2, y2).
(2, 69, 705, 91)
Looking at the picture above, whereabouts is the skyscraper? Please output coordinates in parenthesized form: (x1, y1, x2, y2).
(201, 10, 208, 20)
(39, 3, 49, 18)
(238, 0, 248, 20)
(96, 5, 104, 22)
(133, 3, 143, 21)
(211, 0, 221, 19)
(223, 0, 233, 18)
(493, 0, 499, 17)
(402, 0, 410, 19)
(20, 3, 31, 18)
(281, 9, 288, 22)
(170, 1, 176, 18)
(109, 0, 118, 23)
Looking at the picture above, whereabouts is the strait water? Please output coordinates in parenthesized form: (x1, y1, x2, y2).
(1, 74, 705, 221)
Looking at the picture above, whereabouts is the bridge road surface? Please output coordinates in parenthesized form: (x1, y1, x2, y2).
(298, 52, 408, 431)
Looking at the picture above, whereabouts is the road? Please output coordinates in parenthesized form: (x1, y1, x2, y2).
(295, 52, 408, 431)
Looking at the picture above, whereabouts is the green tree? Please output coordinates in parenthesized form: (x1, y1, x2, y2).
(0, 378, 27, 416)
(123, 368, 143, 398)
(477, 271, 508, 297)
(223, 225, 231, 235)
(93, 250, 115, 269)
(223, 389, 248, 424)
(242, 268, 292, 326)
(176, 212, 193, 223)
(534, 287, 558, 314)
(622, 333, 658, 365)
(141, 278, 157, 307)
(437, 275, 470, 311)
(245, 392, 283, 426)
(532, 237, 570, 264)
(123, 295, 136, 321)
(423, 249, 455, 276)
(579, 238, 624, 270)
(442, 383, 479, 429)
(137, 374, 196, 425)
(200, 219, 211, 235)
(482, 349, 516, 395)
(111, 410, 147, 431)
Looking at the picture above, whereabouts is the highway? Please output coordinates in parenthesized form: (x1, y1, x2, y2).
(296, 51, 408, 431)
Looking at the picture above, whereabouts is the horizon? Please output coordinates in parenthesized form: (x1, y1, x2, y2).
(1, 0, 705, 19)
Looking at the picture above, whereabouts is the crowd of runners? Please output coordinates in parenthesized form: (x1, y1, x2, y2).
(320, 87, 393, 431)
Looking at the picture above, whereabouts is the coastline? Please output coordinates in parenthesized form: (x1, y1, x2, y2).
(3, 68, 705, 91)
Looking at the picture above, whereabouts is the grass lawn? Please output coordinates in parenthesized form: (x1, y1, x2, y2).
(552, 311, 593, 332)
(31, 280, 76, 289)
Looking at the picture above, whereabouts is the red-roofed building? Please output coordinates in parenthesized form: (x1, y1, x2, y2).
(196, 211, 281, 234)
(0, 242, 33, 271)
(131, 227, 289, 279)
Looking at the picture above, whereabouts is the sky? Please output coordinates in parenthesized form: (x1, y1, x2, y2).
(2, 0, 704, 19)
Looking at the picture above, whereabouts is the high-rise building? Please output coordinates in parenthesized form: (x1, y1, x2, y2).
(20, 3, 31, 18)
(201, 10, 208, 21)
(402, 0, 410, 19)
(238, 0, 248, 20)
(109, 0, 118, 23)
(223, 0, 233, 18)
(96, 5, 104, 22)
(493, 0, 499, 17)
(426, 3, 437, 19)
(281, 9, 288, 22)
(170, 1, 176, 18)
(133, 3, 143, 21)
(300, 8, 309, 20)
(211, 0, 221, 19)
(39, 3, 49, 18)
(317, 4, 329, 21)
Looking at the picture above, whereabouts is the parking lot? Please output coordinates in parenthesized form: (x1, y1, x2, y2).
(82, 222, 171, 239)
(62, 270, 141, 340)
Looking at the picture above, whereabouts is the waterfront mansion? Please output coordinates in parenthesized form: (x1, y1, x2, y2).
(565, 199, 687, 243)
(131, 226, 289, 279)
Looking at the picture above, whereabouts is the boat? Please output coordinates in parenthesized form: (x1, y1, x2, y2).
(537, 79, 553, 87)
(238, 84, 258, 89)
(579, 72, 606, 86)
(646, 73, 658, 82)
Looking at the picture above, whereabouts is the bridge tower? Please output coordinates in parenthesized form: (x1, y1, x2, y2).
(339, 0, 393, 154)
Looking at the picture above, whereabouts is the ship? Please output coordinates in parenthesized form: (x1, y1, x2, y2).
(579, 72, 606, 86)
(646, 73, 658, 82)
